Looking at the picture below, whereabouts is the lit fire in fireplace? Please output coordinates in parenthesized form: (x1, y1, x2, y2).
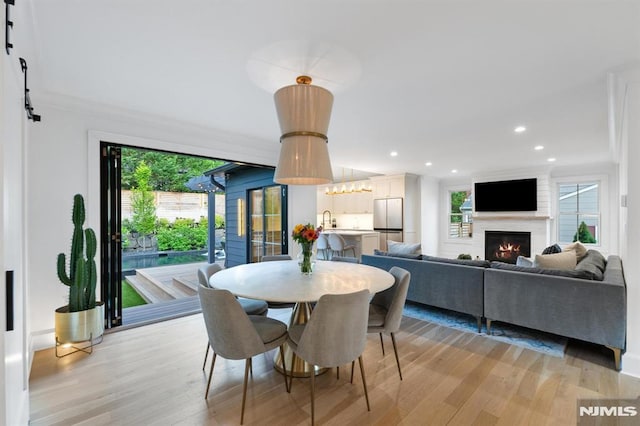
(494, 242, 521, 260)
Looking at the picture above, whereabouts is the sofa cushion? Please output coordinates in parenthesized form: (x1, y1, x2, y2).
(563, 241, 588, 262)
(533, 250, 577, 270)
(490, 261, 595, 280)
(387, 240, 421, 255)
(516, 256, 534, 267)
(575, 249, 607, 281)
(422, 255, 491, 268)
(373, 249, 422, 260)
(541, 244, 562, 255)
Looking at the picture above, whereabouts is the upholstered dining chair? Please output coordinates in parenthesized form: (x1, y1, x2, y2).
(287, 289, 371, 425)
(316, 233, 330, 260)
(367, 266, 411, 380)
(198, 285, 289, 425)
(197, 263, 268, 374)
(328, 233, 356, 258)
(261, 254, 295, 309)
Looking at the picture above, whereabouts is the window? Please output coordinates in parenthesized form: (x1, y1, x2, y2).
(449, 190, 472, 238)
(557, 182, 599, 244)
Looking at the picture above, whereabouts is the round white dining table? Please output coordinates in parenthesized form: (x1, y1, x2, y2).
(209, 259, 395, 303)
(209, 259, 395, 377)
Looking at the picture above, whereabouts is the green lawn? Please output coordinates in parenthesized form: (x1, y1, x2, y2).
(122, 281, 147, 308)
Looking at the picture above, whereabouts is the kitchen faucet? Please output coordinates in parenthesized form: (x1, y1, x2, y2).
(322, 210, 332, 230)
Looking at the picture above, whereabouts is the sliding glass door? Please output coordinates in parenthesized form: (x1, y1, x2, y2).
(248, 185, 287, 262)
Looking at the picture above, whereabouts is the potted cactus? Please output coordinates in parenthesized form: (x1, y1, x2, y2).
(55, 194, 104, 353)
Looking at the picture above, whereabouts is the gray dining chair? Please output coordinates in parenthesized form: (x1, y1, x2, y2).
(367, 266, 411, 380)
(261, 254, 295, 309)
(316, 233, 330, 260)
(197, 263, 268, 373)
(198, 285, 289, 425)
(287, 289, 371, 425)
(328, 233, 356, 258)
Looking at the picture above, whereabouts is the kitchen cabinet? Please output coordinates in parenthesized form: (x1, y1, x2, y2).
(371, 175, 405, 199)
(317, 179, 372, 214)
(370, 174, 421, 245)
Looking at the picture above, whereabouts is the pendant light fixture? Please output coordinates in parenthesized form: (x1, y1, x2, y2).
(273, 75, 334, 185)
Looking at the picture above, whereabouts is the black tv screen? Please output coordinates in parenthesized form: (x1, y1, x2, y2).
(474, 178, 537, 212)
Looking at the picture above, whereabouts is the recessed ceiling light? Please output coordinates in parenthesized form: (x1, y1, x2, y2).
(425, 162, 432, 166)
(534, 145, 544, 151)
(451, 169, 458, 173)
(547, 157, 556, 162)
(390, 151, 398, 157)
(514, 126, 526, 133)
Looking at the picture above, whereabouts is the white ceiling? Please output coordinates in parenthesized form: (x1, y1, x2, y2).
(26, 0, 640, 180)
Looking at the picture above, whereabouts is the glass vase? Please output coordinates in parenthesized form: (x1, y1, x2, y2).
(297, 242, 316, 275)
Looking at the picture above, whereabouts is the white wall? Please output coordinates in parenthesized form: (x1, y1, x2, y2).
(1, 2, 31, 423)
(420, 175, 439, 255)
(617, 78, 640, 376)
(27, 98, 279, 349)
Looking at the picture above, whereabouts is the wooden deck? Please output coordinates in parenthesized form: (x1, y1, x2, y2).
(122, 260, 223, 326)
(125, 261, 212, 304)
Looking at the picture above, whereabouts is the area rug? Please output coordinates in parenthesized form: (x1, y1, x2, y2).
(403, 303, 567, 357)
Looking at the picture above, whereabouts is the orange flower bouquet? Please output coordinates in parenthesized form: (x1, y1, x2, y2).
(292, 223, 322, 274)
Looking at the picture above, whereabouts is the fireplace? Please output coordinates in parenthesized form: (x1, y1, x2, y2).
(484, 231, 531, 264)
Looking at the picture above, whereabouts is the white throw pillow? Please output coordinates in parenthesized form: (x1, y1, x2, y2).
(534, 250, 577, 270)
(387, 240, 421, 255)
(516, 256, 534, 267)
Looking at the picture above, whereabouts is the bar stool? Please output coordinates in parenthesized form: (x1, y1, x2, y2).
(328, 233, 356, 258)
(316, 234, 330, 260)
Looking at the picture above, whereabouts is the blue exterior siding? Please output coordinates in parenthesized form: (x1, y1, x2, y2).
(225, 168, 280, 267)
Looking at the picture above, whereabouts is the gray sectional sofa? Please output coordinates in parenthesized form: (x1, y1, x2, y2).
(361, 251, 626, 370)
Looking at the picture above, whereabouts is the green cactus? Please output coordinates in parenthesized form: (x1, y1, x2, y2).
(57, 194, 98, 312)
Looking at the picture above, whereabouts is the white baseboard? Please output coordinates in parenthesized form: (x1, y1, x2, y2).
(621, 351, 640, 378)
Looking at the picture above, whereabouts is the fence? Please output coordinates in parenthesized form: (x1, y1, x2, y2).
(122, 190, 225, 222)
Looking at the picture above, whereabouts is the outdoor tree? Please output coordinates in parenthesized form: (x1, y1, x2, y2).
(131, 161, 157, 237)
(573, 221, 596, 243)
(121, 147, 224, 192)
(450, 191, 469, 223)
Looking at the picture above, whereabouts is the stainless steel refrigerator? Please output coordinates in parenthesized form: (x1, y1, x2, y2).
(373, 197, 403, 251)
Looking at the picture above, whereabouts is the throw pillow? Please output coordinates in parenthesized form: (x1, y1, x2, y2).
(387, 240, 421, 255)
(533, 250, 577, 270)
(563, 242, 588, 262)
(490, 261, 595, 280)
(516, 256, 534, 267)
(373, 249, 422, 260)
(541, 244, 562, 255)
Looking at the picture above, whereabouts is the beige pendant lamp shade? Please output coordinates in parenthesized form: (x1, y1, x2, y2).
(274, 76, 334, 185)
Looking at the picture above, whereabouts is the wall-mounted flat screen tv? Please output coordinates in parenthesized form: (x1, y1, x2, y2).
(474, 178, 537, 212)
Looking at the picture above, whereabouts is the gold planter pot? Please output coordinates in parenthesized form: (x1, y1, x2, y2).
(55, 302, 105, 357)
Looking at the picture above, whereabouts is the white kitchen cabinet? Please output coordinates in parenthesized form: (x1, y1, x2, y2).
(369, 174, 421, 245)
(371, 175, 405, 199)
(317, 186, 333, 214)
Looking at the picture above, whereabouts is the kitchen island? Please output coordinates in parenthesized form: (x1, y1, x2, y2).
(320, 229, 380, 260)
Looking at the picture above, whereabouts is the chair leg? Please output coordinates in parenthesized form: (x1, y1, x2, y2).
(202, 342, 210, 370)
(350, 360, 355, 384)
(289, 352, 296, 392)
(390, 332, 403, 380)
(336, 366, 339, 380)
(310, 363, 316, 426)
(279, 345, 290, 393)
(240, 358, 251, 425)
(358, 355, 371, 411)
(379, 333, 385, 355)
(205, 352, 217, 399)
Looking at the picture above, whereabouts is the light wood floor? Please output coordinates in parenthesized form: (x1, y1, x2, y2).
(29, 311, 640, 425)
